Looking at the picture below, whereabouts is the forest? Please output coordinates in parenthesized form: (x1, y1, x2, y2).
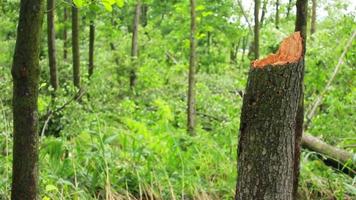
(0, 0, 355, 199)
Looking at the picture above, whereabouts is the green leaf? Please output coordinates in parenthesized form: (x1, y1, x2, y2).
(73, 0, 84, 7)
(45, 184, 58, 192)
(116, 0, 124, 8)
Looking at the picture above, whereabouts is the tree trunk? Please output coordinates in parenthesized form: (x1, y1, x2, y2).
(130, 2, 141, 88)
(47, 0, 58, 90)
(141, 4, 148, 27)
(63, 3, 68, 60)
(260, 0, 267, 27)
(293, 0, 308, 197)
(187, 0, 197, 135)
(310, 0, 316, 35)
(287, 0, 293, 18)
(235, 32, 303, 200)
(11, 0, 44, 199)
(72, 2, 80, 88)
(241, 36, 248, 63)
(88, 20, 95, 78)
(275, 0, 280, 29)
(254, 0, 260, 59)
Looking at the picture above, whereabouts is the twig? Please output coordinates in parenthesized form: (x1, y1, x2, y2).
(236, 0, 253, 33)
(305, 30, 356, 130)
(40, 89, 86, 137)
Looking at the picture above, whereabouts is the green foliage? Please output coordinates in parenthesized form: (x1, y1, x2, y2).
(0, 0, 355, 199)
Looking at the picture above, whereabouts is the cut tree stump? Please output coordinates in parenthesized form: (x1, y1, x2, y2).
(236, 32, 303, 200)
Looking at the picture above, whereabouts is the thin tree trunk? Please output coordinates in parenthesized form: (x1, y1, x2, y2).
(187, 0, 197, 135)
(276, 0, 280, 29)
(141, 4, 148, 27)
(130, 2, 141, 88)
(63, 4, 68, 60)
(236, 33, 303, 200)
(287, 0, 293, 18)
(47, 0, 58, 90)
(11, 0, 44, 199)
(254, 0, 260, 59)
(260, 0, 267, 27)
(241, 36, 248, 63)
(310, 0, 316, 35)
(88, 20, 95, 78)
(293, 0, 308, 198)
(72, 2, 80, 88)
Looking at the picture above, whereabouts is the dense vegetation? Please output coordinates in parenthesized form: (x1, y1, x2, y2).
(0, 0, 355, 199)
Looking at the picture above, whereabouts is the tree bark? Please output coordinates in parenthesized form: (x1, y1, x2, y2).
(236, 60, 303, 200)
(293, 0, 308, 198)
(187, 0, 197, 135)
(63, 2, 68, 60)
(130, 2, 141, 88)
(47, 0, 58, 90)
(11, 0, 44, 199)
(310, 0, 316, 35)
(254, 0, 260, 59)
(72, 2, 80, 88)
(275, 0, 280, 29)
(88, 20, 95, 78)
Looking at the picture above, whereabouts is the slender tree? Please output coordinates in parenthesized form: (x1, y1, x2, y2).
(130, 2, 141, 88)
(11, 0, 44, 199)
(254, 0, 260, 59)
(275, 0, 280, 29)
(187, 0, 197, 135)
(287, 0, 293, 18)
(260, 0, 267, 27)
(47, 0, 58, 90)
(310, 0, 316, 35)
(235, 32, 303, 200)
(141, 4, 148, 27)
(294, 0, 308, 197)
(72, 1, 80, 88)
(63, 4, 68, 60)
(88, 20, 95, 77)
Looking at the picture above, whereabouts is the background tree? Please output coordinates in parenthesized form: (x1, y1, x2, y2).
(187, 0, 197, 135)
(130, 2, 141, 88)
(47, 0, 58, 90)
(310, 0, 316, 35)
(293, 0, 308, 197)
(275, 0, 280, 29)
(254, 0, 260, 59)
(88, 20, 95, 77)
(63, 3, 68, 60)
(11, 0, 44, 199)
(72, 1, 80, 88)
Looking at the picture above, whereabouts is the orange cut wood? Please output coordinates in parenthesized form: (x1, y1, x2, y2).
(252, 32, 303, 68)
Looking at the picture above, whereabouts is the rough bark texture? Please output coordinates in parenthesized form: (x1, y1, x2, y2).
(293, 0, 308, 198)
(11, 0, 44, 199)
(72, 2, 80, 88)
(276, 0, 280, 29)
(254, 0, 260, 59)
(310, 0, 316, 35)
(235, 60, 303, 200)
(47, 0, 58, 90)
(130, 2, 141, 88)
(88, 20, 95, 77)
(187, 0, 197, 135)
(63, 4, 68, 60)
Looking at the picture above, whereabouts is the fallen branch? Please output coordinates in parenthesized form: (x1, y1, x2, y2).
(302, 134, 355, 177)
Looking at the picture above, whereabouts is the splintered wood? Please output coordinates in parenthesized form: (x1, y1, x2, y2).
(252, 32, 303, 68)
